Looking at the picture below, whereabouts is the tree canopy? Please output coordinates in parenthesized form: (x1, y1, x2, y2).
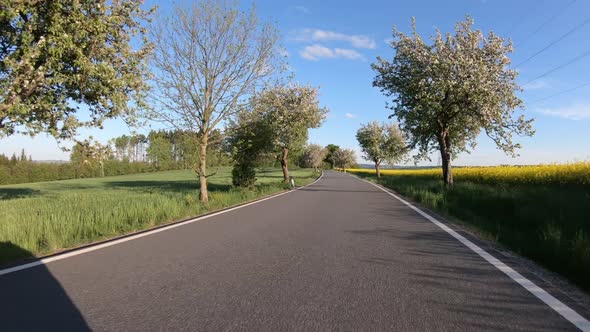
(356, 121, 406, 177)
(333, 148, 357, 169)
(252, 84, 328, 181)
(323, 144, 340, 169)
(301, 144, 327, 171)
(0, 0, 154, 139)
(227, 107, 271, 188)
(372, 17, 534, 186)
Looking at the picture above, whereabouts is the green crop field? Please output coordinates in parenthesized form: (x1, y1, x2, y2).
(0, 167, 319, 265)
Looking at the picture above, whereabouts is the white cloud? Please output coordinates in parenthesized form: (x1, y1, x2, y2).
(289, 5, 310, 14)
(300, 44, 364, 61)
(534, 103, 590, 120)
(292, 29, 376, 49)
(345, 112, 357, 119)
(300, 44, 332, 61)
(334, 48, 364, 60)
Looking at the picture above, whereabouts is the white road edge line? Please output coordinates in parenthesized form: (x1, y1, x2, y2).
(355, 175, 590, 332)
(0, 172, 324, 277)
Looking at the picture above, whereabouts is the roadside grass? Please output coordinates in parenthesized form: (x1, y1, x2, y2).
(347, 167, 590, 292)
(0, 167, 319, 265)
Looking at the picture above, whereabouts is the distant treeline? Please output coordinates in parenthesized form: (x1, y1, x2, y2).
(0, 129, 231, 185)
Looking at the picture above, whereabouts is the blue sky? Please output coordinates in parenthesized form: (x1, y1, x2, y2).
(3, 0, 590, 165)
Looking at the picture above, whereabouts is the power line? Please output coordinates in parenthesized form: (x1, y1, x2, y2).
(514, 16, 590, 67)
(522, 50, 590, 87)
(506, 0, 547, 35)
(517, 0, 576, 47)
(527, 81, 590, 105)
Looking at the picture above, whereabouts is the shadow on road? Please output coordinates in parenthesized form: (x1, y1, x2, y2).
(0, 242, 90, 331)
(299, 188, 380, 193)
(346, 201, 576, 331)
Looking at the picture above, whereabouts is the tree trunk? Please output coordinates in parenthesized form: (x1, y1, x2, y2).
(99, 161, 105, 178)
(280, 147, 289, 182)
(438, 133, 453, 187)
(199, 133, 209, 203)
(375, 162, 381, 178)
(441, 152, 453, 187)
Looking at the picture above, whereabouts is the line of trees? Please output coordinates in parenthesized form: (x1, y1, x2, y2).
(1, 0, 340, 200)
(0, 129, 233, 185)
(0, 148, 144, 185)
(300, 144, 358, 171)
(228, 84, 328, 187)
(112, 134, 148, 163)
(3, 2, 532, 197)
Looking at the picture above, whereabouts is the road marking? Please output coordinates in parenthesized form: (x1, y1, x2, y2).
(0, 172, 324, 277)
(356, 175, 590, 332)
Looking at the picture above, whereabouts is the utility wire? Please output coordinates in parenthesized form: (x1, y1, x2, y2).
(517, 0, 576, 48)
(506, 0, 546, 36)
(515, 16, 590, 67)
(522, 50, 590, 87)
(527, 81, 590, 105)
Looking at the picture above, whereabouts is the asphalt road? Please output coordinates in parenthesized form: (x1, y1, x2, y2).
(0, 171, 586, 331)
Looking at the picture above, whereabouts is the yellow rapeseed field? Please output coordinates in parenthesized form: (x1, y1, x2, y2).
(343, 162, 590, 185)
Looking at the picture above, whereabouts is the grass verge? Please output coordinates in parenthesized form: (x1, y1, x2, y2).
(349, 170, 590, 292)
(0, 167, 319, 265)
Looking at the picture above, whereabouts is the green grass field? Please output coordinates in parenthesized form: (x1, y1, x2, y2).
(0, 167, 319, 265)
(350, 170, 590, 292)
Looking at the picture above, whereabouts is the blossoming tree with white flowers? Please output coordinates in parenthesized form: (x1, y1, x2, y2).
(372, 17, 534, 186)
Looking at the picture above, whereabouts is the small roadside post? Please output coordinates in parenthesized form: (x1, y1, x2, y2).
(289, 176, 295, 188)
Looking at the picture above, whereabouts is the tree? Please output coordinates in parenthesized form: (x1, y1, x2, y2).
(333, 148, 357, 169)
(0, 0, 154, 139)
(113, 135, 131, 161)
(253, 84, 328, 181)
(372, 17, 534, 186)
(227, 109, 268, 188)
(146, 133, 173, 170)
(301, 144, 327, 172)
(146, 0, 282, 202)
(323, 144, 340, 169)
(356, 122, 407, 177)
(70, 139, 112, 177)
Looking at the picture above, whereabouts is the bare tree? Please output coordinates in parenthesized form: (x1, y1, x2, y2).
(146, 0, 282, 202)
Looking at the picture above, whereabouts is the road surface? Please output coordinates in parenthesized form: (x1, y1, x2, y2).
(0, 171, 588, 331)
